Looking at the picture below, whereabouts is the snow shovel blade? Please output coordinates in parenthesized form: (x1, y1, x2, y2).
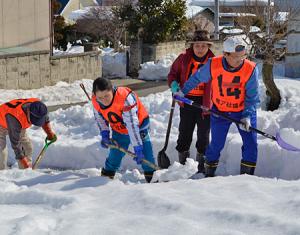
(157, 150, 171, 169)
(275, 132, 300, 152)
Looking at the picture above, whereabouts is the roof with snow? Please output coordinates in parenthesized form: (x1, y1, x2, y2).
(57, 0, 70, 14)
(186, 5, 204, 18)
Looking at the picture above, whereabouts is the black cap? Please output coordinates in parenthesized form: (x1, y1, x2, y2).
(29, 101, 48, 126)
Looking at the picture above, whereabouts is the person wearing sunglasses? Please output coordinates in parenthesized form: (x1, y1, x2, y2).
(0, 99, 57, 169)
(175, 36, 260, 177)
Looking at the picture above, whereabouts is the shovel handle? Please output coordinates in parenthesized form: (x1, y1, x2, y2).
(80, 83, 91, 101)
(162, 98, 176, 151)
(108, 140, 160, 171)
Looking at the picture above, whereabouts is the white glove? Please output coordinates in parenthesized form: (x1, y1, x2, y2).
(239, 117, 251, 132)
(173, 90, 184, 98)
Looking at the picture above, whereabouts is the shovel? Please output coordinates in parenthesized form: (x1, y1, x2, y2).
(157, 99, 176, 168)
(32, 137, 56, 170)
(108, 139, 160, 171)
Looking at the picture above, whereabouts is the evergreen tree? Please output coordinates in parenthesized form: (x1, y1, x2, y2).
(116, 0, 187, 43)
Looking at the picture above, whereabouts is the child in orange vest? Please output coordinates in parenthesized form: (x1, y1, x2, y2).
(92, 77, 155, 183)
(0, 99, 57, 169)
(176, 36, 260, 177)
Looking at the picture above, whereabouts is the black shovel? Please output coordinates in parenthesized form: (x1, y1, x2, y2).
(157, 99, 176, 168)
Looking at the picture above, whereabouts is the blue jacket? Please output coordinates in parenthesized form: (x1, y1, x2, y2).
(182, 57, 260, 118)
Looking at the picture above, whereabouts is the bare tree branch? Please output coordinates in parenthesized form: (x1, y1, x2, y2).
(75, 4, 128, 50)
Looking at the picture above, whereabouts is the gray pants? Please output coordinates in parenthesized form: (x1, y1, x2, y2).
(0, 126, 33, 170)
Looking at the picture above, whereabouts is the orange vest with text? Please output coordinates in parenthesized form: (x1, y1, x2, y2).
(186, 56, 209, 96)
(92, 87, 149, 134)
(0, 98, 40, 129)
(211, 56, 256, 112)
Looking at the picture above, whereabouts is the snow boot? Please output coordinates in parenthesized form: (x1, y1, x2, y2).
(196, 152, 205, 173)
(178, 151, 190, 165)
(101, 168, 116, 179)
(240, 160, 256, 175)
(144, 171, 154, 183)
(204, 160, 218, 177)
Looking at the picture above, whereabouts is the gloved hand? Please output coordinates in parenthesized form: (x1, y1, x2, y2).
(133, 145, 145, 165)
(170, 81, 180, 93)
(18, 156, 32, 169)
(46, 134, 57, 143)
(173, 90, 185, 107)
(100, 130, 111, 149)
(42, 122, 57, 143)
(239, 117, 251, 132)
(173, 90, 184, 98)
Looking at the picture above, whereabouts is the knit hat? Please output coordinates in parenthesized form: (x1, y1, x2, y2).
(29, 101, 48, 126)
(188, 30, 213, 45)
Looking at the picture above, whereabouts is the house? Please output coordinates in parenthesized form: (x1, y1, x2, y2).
(0, 0, 50, 54)
(0, 0, 101, 90)
(190, 0, 270, 7)
(60, 0, 99, 23)
(285, 14, 300, 78)
(189, 6, 257, 35)
(57, 0, 70, 14)
(59, 0, 115, 22)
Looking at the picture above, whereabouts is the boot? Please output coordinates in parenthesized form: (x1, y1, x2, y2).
(204, 160, 218, 177)
(178, 151, 190, 165)
(144, 171, 154, 183)
(196, 152, 205, 173)
(101, 168, 116, 179)
(17, 156, 32, 169)
(240, 160, 256, 175)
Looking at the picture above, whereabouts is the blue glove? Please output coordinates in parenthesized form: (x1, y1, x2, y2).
(100, 130, 111, 148)
(133, 145, 145, 165)
(171, 81, 180, 93)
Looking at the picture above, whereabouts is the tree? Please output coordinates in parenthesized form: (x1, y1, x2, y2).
(115, 0, 187, 44)
(233, 2, 300, 111)
(75, 6, 127, 50)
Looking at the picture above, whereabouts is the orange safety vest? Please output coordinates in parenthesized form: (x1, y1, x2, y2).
(0, 98, 40, 129)
(92, 87, 149, 134)
(186, 56, 209, 96)
(211, 56, 256, 112)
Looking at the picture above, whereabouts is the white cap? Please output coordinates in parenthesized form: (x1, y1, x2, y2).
(223, 37, 246, 53)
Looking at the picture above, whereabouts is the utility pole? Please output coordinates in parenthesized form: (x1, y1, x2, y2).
(49, 0, 53, 56)
(214, 0, 219, 40)
(266, 0, 271, 36)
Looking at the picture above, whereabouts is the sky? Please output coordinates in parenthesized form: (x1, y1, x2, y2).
(1, 54, 300, 234)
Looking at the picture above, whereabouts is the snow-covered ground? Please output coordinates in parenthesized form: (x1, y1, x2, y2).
(1, 73, 300, 233)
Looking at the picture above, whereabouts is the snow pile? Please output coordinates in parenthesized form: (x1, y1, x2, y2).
(4, 78, 296, 181)
(138, 54, 177, 80)
(101, 48, 127, 78)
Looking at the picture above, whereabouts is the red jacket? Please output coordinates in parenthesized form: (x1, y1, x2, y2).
(168, 48, 214, 110)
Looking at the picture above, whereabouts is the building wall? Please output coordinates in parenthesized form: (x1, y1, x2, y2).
(142, 41, 186, 63)
(128, 40, 223, 78)
(0, 0, 50, 52)
(285, 14, 300, 78)
(0, 51, 102, 89)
